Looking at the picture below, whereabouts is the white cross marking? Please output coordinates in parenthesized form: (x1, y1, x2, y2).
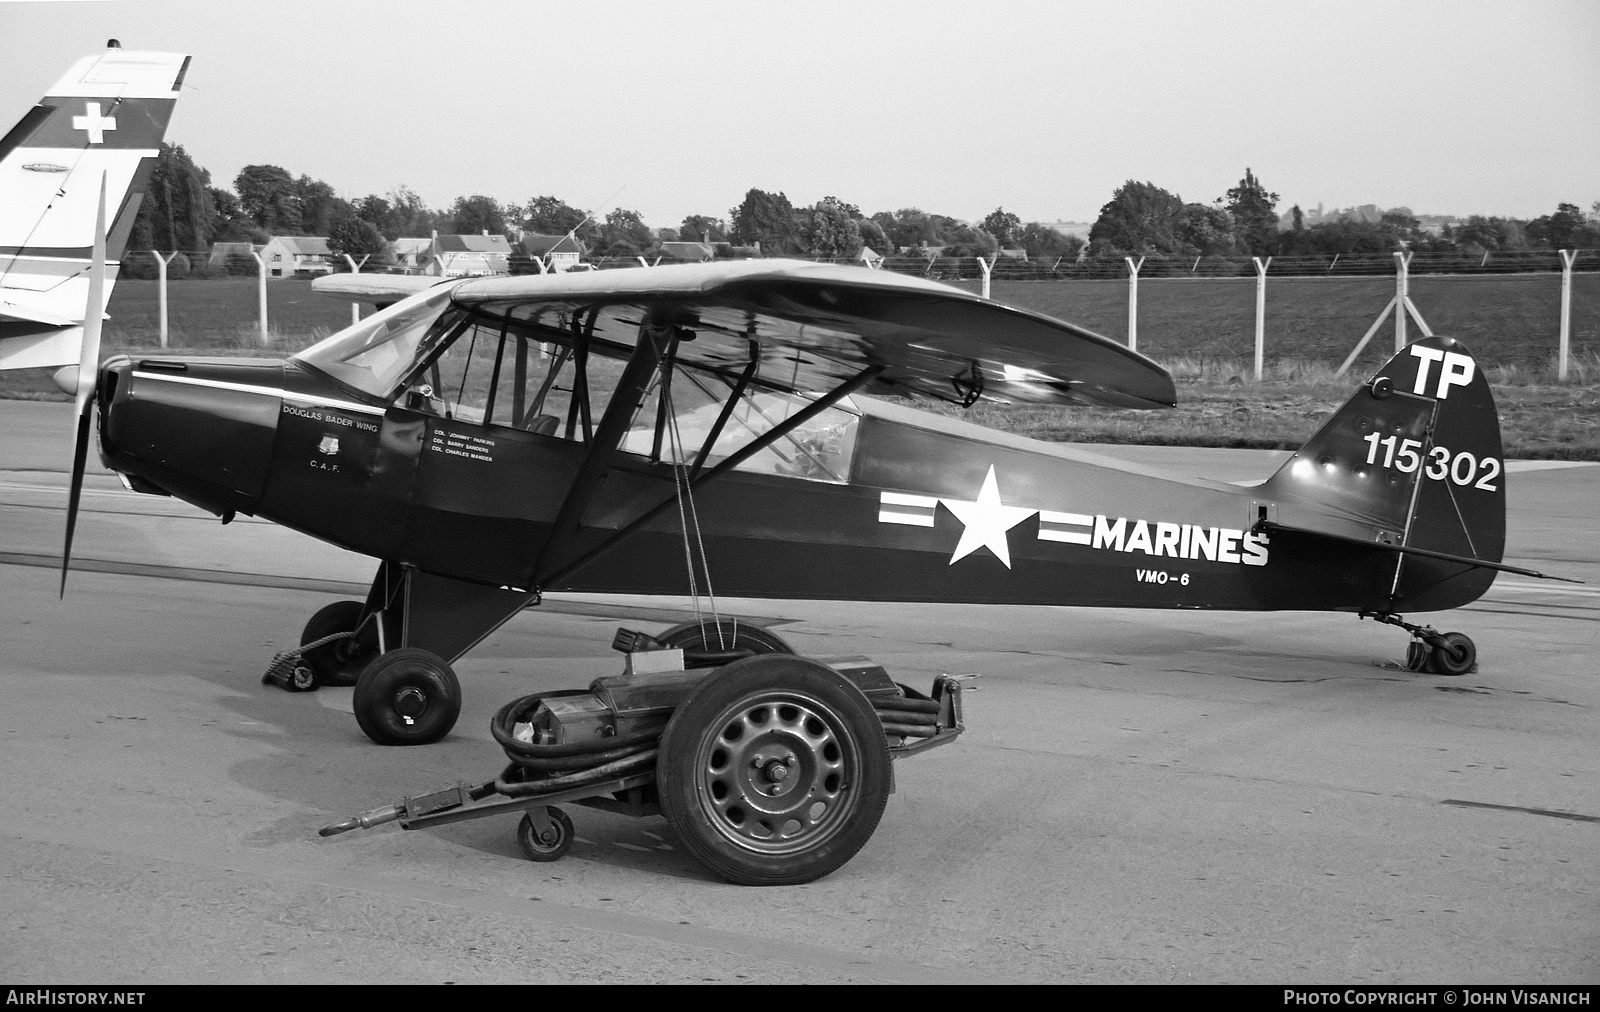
(71, 102, 117, 144)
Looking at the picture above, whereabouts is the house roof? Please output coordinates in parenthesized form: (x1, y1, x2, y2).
(390, 238, 432, 255)
(659, 241, 715, 261)
(518, 233, 581, 256)
(435, 234, 512, 253)
(267, 236, 331, 255)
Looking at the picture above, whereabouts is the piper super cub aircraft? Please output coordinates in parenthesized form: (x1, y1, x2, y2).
(6, 48, 1572, 885)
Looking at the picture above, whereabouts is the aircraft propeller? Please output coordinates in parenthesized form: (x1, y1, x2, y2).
(60, 172, 108, 598)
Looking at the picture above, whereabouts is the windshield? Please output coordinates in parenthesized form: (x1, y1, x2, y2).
(292, 284, 457, 398)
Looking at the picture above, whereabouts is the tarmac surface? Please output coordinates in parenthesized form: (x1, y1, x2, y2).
(1, 399, 1595, 984)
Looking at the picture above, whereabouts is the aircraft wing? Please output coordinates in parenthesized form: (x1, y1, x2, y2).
(311, 273, 442, 305)
(451, 260, 1176, 409)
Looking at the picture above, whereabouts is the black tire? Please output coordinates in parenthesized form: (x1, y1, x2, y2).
(300, 601, 379, 688)
(516, 807, 575, 862)
(657, 618, 794, 656)
(1431, 632, 1476, 676)
(352, 648, 461, 746)
(657, 654, 891, 886)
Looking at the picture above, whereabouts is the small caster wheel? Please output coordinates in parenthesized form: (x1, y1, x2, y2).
(1405, 640, 1432, 672)
(517, 807, 574, 862)
(352, 648, 461, 746)
(1430, 632, 1476, 676)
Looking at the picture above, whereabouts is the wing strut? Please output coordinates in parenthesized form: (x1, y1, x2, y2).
(530, 362, 884, 593)
(530, 318, 665, 585)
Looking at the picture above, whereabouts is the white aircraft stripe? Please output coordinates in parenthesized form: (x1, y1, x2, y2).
(130, 371, 386, 416)
(1037, 509, 1093, 544)
(879, 510, 936, 527)
(878, 490, 938, 527)
(881, 492, 938, 508)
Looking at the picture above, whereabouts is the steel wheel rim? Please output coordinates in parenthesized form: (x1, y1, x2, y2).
(692, 690, 861, 856)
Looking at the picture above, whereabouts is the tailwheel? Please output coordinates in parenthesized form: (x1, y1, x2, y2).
(657, 655, 890, 886)
(1430, 632, 1477, 676)
(352, 648, 462, 746)
(300, 600, 379, 687)
(516, 807, 575, 862)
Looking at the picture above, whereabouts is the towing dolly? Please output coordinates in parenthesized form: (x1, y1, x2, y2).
(322, 621, 968, 885)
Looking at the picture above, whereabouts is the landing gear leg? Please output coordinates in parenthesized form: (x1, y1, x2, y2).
(1361, 611, 1476, 676)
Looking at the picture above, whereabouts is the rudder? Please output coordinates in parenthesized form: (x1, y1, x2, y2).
(1260, 337, 1506, 612)
(0, 45, 189, 369)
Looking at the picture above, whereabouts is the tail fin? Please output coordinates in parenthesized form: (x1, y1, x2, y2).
(1259, 337, 1505, 611)
(0, 44, 190, 371)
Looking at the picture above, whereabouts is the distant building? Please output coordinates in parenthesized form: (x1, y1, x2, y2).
(658, 241, 716, 262)
(517, 233, 584, 272)
(389, 238, 432, 273)
(208, 242, 255, 271)
(424, 233, 512, 277)
(259, 236, 333, 278)
(857, 246, 884, 268)
(997, 247, 1028, 260)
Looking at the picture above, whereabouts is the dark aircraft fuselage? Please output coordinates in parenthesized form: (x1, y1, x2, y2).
(94, 351, 1495, 618)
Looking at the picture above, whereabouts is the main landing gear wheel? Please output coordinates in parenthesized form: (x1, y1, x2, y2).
(352, 648, 462, 746)
(516, 807, 575, 862)
(300, 600, 379, 687)
(656, 655, 890, 886)
(657, 618, 795, 658)
(1430, 632, 1477, 676)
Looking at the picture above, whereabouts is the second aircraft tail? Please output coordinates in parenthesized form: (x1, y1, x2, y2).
(0, 44, 190, 371)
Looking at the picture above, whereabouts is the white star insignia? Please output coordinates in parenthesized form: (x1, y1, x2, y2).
(939, 465, 1036, 568)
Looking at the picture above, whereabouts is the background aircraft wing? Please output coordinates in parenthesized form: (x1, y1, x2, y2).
(312, 273, 443, 305)
(453, 260, 1176, 409)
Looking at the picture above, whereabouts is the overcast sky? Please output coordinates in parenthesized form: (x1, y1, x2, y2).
(3, 0, 1596, 228)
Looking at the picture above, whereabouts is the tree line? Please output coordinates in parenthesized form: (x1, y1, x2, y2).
(123, 144, 1596, 280)
(1086, 169, 1600, 262)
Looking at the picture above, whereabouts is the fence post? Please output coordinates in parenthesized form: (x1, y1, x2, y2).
(151, 251, 178, 349)
(1252, 256, 1271, 380)
(342, 254, 367, 325)
(250, 251, 269, 345)
(1559, 249, 1576, 381)
(977, 255, 994, 299)
(1124, 255, 1145, 352)
(1393, 251, 1412, 352)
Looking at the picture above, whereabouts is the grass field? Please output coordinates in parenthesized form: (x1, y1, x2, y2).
(958, 272, 1600, 369)
(5, 275, 1597, 459)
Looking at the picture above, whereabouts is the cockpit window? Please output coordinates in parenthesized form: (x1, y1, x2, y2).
(621, 363, 859, 484)
(292, 285, 457, 398)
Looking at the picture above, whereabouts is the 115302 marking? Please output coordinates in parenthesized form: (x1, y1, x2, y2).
(1361, 433, 1500, 491)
